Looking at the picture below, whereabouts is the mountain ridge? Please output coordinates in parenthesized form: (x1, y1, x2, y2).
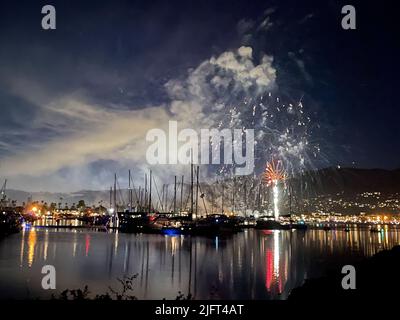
(3, 167, 400, 205)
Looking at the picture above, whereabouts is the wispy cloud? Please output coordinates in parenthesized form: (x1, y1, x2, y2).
(0, 46, 277, 191)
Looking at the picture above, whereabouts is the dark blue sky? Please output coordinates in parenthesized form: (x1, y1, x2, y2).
(0, 0, 399, 191)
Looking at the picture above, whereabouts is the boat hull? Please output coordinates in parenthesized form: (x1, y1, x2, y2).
(256, 219, 291, 230)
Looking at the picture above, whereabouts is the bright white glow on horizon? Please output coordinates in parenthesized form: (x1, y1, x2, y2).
(273, 180, 279, 220)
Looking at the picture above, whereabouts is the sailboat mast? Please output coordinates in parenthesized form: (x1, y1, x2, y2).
(129, 170, 132, 212)
(221, 180, 224, 213)
(180, 175, 184, 214)
(144, 173, 147, 211)
(161, 184, 165, 211)
(165, 185, 168, 212)
(1, 179, 6, 200)
(0, 179, 7, 208)
(109, 186, 112, 211)
(195, 166, 199, 218)
(289, 181, 292, 216)
(148, 170, 152, 212)
(138, 186, 141, 211)
(174, 176, 177, 215)
(190, 151, 194, 220)
(211, 182, 214, 215)
(244, 179, 247, 216)
(232, 177, 235, 214)
(114, 173, 117, 213)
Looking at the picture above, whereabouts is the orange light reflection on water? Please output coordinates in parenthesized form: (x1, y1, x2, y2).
(28, 228, 37, 267)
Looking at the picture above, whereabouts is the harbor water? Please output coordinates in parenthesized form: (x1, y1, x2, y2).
(0, 226, 399, 300)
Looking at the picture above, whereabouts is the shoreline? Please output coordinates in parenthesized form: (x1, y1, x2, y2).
(289, 245, 400, 300)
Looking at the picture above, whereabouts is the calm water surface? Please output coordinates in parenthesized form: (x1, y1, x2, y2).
(1, 226, 399, 300)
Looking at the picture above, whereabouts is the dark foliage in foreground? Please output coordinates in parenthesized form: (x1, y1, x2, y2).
(289, 245, 400, 300)
(52, 275, 139, 300)
(52, 274, 193, 300)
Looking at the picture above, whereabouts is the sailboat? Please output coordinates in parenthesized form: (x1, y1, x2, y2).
(0, 180, 22, 235)
(118, 170, 152, 232)
(256, 215, 290, 230)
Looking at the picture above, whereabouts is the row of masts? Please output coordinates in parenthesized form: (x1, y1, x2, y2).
(107, 164, 294, 218)
(0, 179, 7, 209)
(109, 165, 199, 218)
(0, 168, 294, 216)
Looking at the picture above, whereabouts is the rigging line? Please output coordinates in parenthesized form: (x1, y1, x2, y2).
(168, 182, 176, 212)
(117, 184, 125, 206)
(179, 179, 184, 212)
(197, 178, 208, 215)
(129, 175, 140, 204)
(164, 184, 172, 213)
(152, 175, 163, 211)
(183, 184, 191, 212)
(174, 181, 182, 212)
(164, 184, 171, 212)
(169, 179, 182, 213)
(116, 178, 127, 206)
(169, 182, 181, 213)
(168, 190, 174, 212)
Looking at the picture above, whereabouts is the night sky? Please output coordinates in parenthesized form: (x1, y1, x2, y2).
(0, 0, 398, 191)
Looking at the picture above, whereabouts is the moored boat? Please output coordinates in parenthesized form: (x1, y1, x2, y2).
(256, 215, 291, 230)
(0, 209, 23, 236)
(118, 211, 148, 232)
(291, 221, 308, 230)
(192, 214, 240, 235)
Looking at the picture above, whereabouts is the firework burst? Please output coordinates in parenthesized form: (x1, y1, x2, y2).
(263, 159, 286, 220)
(212, 92, 322, 179)
(263, 159, 286, 187)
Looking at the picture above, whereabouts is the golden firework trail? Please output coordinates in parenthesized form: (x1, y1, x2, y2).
(263, 159, 286, 186)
